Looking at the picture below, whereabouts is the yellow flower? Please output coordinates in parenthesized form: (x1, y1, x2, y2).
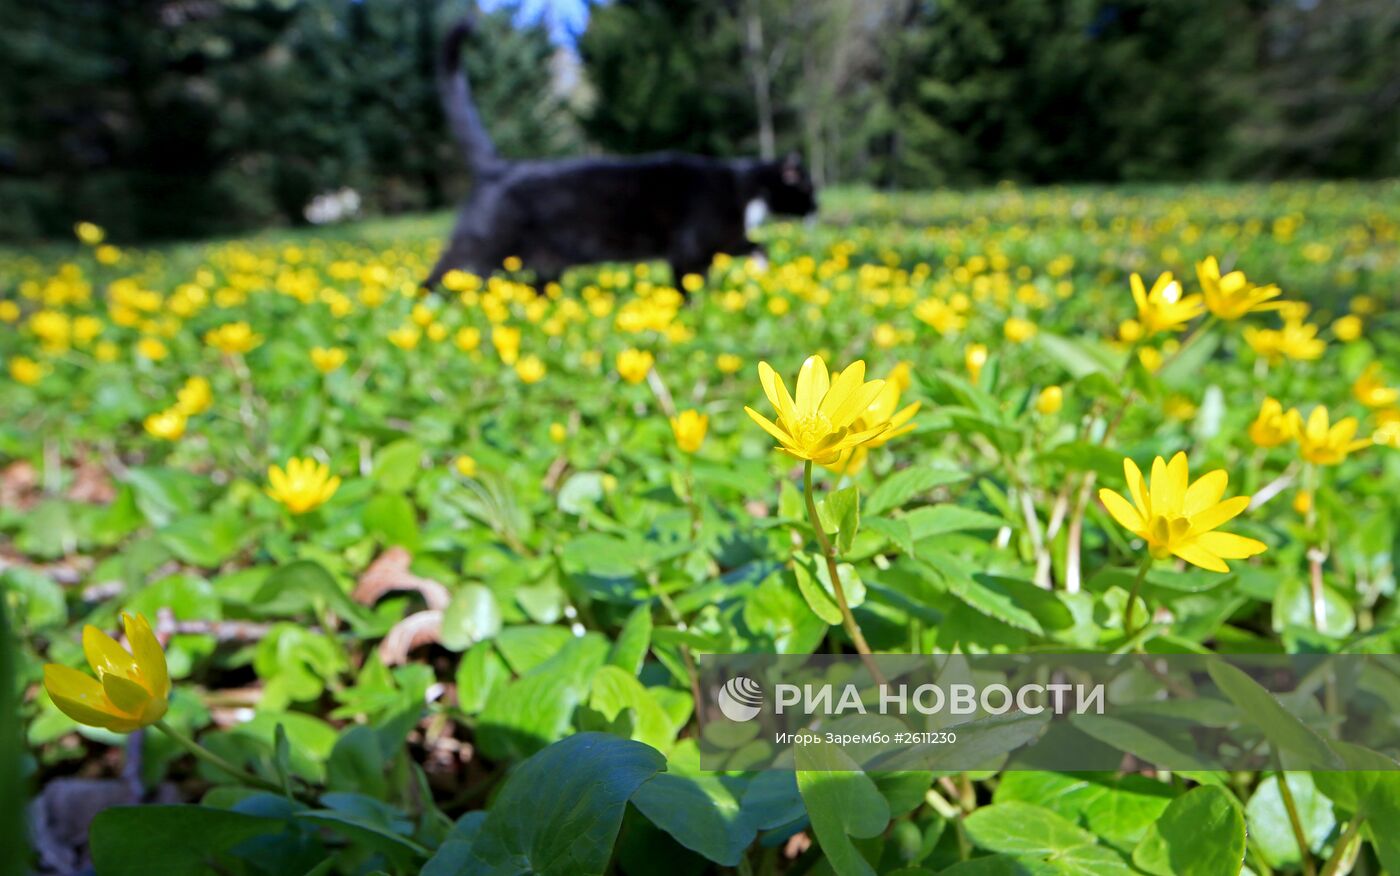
(175, 376, 212, 415)
(1277, 319, 1326, 362)
(744, 355, 891, 464)
(716, 353, 742, 374)
(95, 341, 120, 363)
(0, 300, 19, 323)
(266, 457, 341, 514)
(1248, 398, 1299, 448)
(616, 348, 655, 384)
(454, 326, 481, 352)
(670, 410, 709, 453)
(1352, 363, 1398, 409)
(95, 244, 121, 264)
(74, 221, 106, 246)
(682, 273, 705, 294)
(515, 354, 546, 384)
(493, 326, 521, 365)
(1118, 319, 1144, 343)
(43, 612, 169, 732)
(1374, 419, 1400, 449)
(1098, 452, 1266, 573)
(1332, 315, 1362, 342)
(9, 355, 44, 386)
(823, 363, 922, 474)
(1296, 406, 1370, 465)
(204, 322, 263, 354)
(549, 422, 567, 443)
(387, 325, 421, 350)
(137, 336, 168, 361)
(411, 302, 436, 327)
(426, 322, 448, 343)
(454, 454, 478, 477)
(965, 344, 988, 384)
(1196, 256, 1282, 320)
(1165, 395, 1198, 420)
(503, 255, 523, 272)
(1138, 347, 1164, 373)
(1293, 490, 1313, 515)
(914, 297, 965, 335)
(143, 409, 187, 441)
(1130, 271, 1203, 335)
(311, 347, 348, 374)
(1003, 317, 1038, 343)
(1036, 385, 1063, 415)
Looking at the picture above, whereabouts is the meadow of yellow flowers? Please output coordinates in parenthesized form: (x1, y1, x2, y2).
(3, 182, 1400, 874)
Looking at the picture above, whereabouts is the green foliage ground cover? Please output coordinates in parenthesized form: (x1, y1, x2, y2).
(3, 182, 1400, 873)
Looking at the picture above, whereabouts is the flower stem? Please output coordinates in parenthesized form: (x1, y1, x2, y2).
(802, 461, 878, 673)
(154, 719, 303, 801)
(1123, 555, 1153, 639)
(1276, 770, 1317, 876)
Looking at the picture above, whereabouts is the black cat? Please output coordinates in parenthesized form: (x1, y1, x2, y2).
(423, 18, 818, 290)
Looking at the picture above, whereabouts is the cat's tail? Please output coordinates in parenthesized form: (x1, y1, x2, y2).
(439, 16, 501, 174)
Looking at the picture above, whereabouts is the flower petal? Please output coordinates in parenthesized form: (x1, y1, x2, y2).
(1188, 495, 1251, 534)
(124, 612, 169, 701)
(44, 665, 141, 732)
(818, 360, 867, 421)
(1171, 541, 1230, 573)
(745, 407, 793, 447)
(83, 625, 138, 681)
(102, 671, 152, 715)
(1183, 469, 1228, 517)
(1125, 458, 1150, 519)
(1195, 531, 1268, 560)
(795, 356, 830, 417)
(1099, 488, 1145, 534)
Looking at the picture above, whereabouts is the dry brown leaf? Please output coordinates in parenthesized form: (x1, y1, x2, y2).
(378, 610, 443, 665)
(353, 547, 450, 611)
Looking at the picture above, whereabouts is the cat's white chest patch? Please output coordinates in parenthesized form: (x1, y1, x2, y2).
(745, 197, 770, 232)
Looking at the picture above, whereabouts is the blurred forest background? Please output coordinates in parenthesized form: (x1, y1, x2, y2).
(2, 0, 1398, 241)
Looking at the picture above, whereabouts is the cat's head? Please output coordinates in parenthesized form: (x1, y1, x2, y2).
(759, 153, 817, 217)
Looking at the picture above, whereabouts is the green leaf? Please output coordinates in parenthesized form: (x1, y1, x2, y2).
(940, 570, 1044, 635)
(824, 486, 861, 554)
(993, 772, 1172, 851)
(363, 492, 420, 550)
(608, 605, 653, 675)
(372, 439, 423, 492)
(1157, 332, 1220, 389)
(440, 584, 502, 651)
(464, 733, 664, 875)
(793, 557, 841, 626)
(904, 505, 1005, 542)
(1207, 661, 1343, 769)
(252, 560, 369, 632)
(89, 805, 287, 876)
(632, 773, 754, 866)
(1035, 331, 1121, 379)
(476, 634, 608, 761)
(1246, 773, 1334, 869)
(796, 739, 891, 876)
(962, 801, 1096, 856)
(587, 665, 679, 752)
(558, 471, 608, 514)
(866, 466, 968, 516)
(1132, 786, 1245, 876)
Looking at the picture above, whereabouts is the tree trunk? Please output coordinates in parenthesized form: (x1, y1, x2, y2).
(744, 0, 776, 160)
